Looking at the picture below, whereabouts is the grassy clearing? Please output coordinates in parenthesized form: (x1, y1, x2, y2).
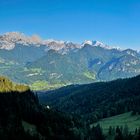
(91, 112, 140, 134)
(83, 71, 96, 80)
(30, 80, 66, 90)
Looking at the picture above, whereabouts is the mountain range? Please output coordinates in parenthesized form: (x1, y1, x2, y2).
(0, 32, 140, 90)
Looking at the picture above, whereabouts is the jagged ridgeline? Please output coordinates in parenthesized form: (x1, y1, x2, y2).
(1, 32, 140, 91)
(0, 76, 29, 92)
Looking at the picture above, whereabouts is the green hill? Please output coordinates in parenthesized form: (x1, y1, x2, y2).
(92, 112, 140, 134)
(38, 75, 140, 124)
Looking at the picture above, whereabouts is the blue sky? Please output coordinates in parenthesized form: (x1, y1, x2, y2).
(0, 0, 140, 50)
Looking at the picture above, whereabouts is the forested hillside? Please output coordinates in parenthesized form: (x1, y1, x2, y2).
(0, 76, 86, 140)
(0, 76, 140, 140)
(39, 75, 140, 124)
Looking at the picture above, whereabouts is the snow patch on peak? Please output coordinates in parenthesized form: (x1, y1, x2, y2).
(83, 40, 94, 46)
(82, 40, 113, 50)
(82, 40, 104, 47)
(92, 41, 104, 47)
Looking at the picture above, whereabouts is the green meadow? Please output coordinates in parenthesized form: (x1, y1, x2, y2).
(92, 112, 140, 134)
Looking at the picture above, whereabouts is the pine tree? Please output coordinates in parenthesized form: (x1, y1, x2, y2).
(108, 126, 113, 135)
(123, 124, 129, 140)
(115, 126, 123, 140)
(91, 124, 105, 140)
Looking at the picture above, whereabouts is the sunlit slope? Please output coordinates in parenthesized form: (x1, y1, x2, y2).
(0, 76, 29, 92)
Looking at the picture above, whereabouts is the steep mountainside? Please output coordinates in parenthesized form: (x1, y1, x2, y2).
(0, 76, 85, 140)
(0, 32, 140, 90)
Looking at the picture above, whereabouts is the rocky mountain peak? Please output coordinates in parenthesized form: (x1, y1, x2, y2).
(0, 32, 42, 50)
